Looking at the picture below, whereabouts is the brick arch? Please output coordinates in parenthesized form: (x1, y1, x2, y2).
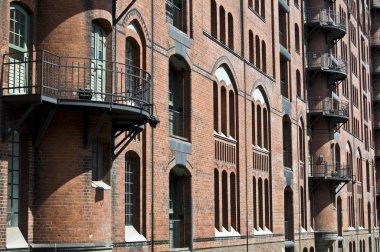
(250, 83, 272, 107)
(211, 56, 240, 91)
(121, 8, 151, 44)
(10, 0, 33, 15)
(166, 158, 194, 175)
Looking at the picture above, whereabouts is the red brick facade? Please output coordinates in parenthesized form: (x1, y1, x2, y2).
(0, 0, 379, 251)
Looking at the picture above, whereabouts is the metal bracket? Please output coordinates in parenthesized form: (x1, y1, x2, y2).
(33, 108, 57, 148)
(5, 103, 38, 141)
(112, 124, 144, 160)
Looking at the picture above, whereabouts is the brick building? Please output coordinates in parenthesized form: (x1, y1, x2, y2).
(0, 0, 379, 251)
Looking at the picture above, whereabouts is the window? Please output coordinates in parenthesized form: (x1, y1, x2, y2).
(7, 132, 20, 227)
(126, 38, 140, 99)
(166, 0, 188, 33)
(9, 4, 29, 95)
(255, 36, 260, 69)
(125, 153, 141, 229)
(262, 41, 267, 72)
(228, 13, 234, 50)
(280, 58, 290, 98)
(211, 0, 217, 37)
(296, 70, 301, 98)
(169, 55, 191, 140)
(213, 66, 237, 138)
(252, 88, 272, 231)
(295, 24, 300, 53)
(219, 6, 226, 44)
(249, 30, 254, 64)
(279, 8, 288, 48)
(260, 0, 265, 18)
(92, 139, 104, 181)
(91, 22, 106, 101)
(283, 116, 292, 169)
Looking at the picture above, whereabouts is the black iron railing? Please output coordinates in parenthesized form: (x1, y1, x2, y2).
(308, 97, 349, 118)
(305, 8, 346, 32)
(305, 52, 347, 75)
(2, 50, 151, 111)
(309, 163, 352, 180)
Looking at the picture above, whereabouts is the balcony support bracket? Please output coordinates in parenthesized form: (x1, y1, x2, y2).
(3, 103, 38, 142)
(335, 181, 348, 194)
(112, 124, 144, 161)
(33, 108, 57, 148)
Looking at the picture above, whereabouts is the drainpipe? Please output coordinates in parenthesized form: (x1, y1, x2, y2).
(239, 0, 249, 250)
(150, 0, 155, 251)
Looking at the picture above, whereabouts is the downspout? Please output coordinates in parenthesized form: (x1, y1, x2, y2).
(150, 0, 155, 251)
(239, 0, 248, 250)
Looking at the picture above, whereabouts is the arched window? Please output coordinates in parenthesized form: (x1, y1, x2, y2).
(283, 116, 292, 169)
(221, 86, 227, 135)
(91, 22, 106, 101)
(295, 24, 300, 53)
(260, 0, 265, 18)
(211, 0, 217, 37)
(257, 105, 262, 147)
(169, 55, 191, 140)
(357, 149, 362, 182)
(263, 108, 268, 149)
(126, 38, 140, 98)
(255, 0, 259, 12)
(214, 169, 220, 230)
(228, 13, 234, 50)
(264, 179, 270, 228)
(249, 30, 254, 64)
(213, 81, 219, 132)
(229, 90, 236, 138)
(284, 187, 294, 241)
(258, 178, 263, 228)
(255, 35, 260, 68)
(230, 173, 237, 229)
(262, 41, 267, 72)
(222, 171, 228, 228)
(296, 70, 301, 98)
(219, 6, 226, 44)
(125, 152, 141, 231)
(166, 0, 188, 33)
(9, 4, 29, 94)
(253, 176, 257, 229)
(252, 102, 256, 145)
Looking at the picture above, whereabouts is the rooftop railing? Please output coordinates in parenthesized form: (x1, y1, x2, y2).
(2, 50, 151, 112)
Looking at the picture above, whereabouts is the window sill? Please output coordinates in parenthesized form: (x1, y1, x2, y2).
(253, 227, 273, 236)
(215, 227, 240, 238)
(91, 181, 111, 190)
(125, 226, 147, 242)
(6, 227, 28, 249)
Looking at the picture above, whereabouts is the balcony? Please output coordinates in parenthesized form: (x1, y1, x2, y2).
(305, 8, 346, 41)
(1, 50, 152, 129)
(314, 231, 338, 251)
(308, 97, 349, 123)
(309, 163, 352, 182)
(305, 52, 347, 81)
